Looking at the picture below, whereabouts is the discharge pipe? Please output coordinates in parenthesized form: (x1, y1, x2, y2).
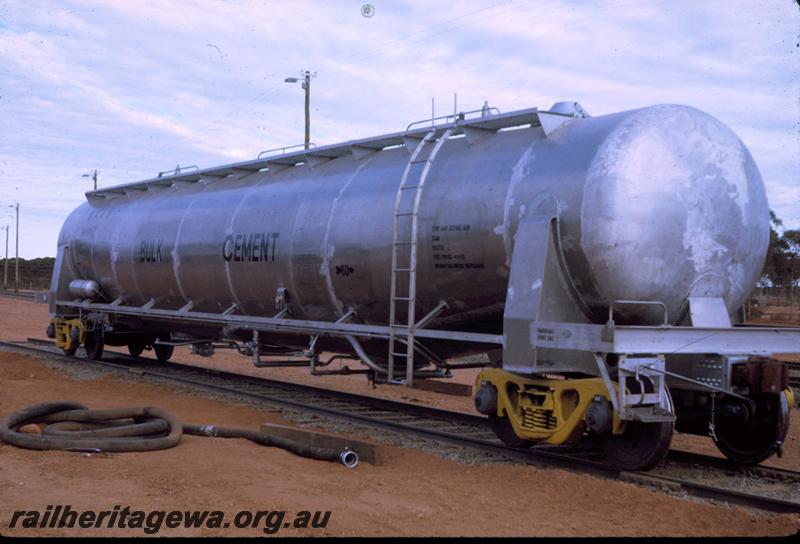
(344, 335, 445, 379)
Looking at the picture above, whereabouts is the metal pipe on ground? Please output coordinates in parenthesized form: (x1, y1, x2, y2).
(182, 424, 358, 467)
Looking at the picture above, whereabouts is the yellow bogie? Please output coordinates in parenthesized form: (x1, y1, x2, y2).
(476, 367, 620, 445)
(51, 317, 86, 354)
(785, 387, 796, 409)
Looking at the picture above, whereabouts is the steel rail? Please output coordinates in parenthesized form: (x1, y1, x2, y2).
(663, 449, 800, 481)
(18, 337, 482, 424)
(1, 339, 799, 514)
(783, 361, 800, 388)
(0, 290, 36, 301)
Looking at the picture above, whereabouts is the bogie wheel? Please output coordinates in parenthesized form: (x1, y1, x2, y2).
(84, 328, 105, 360)
(63, 327, 80, 356)
(603, 383, 674, 471)
(713, 393, 790, 465)
(153, 333, 174, 363)
(488, 413, 533, 448)
(154, 344, 174, 363)
(603, 419, 673, 471)
(128, 339, 146, 358)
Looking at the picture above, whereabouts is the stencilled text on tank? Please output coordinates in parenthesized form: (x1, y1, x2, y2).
(223, 232, 280, 262)
(139, 239, 164, 263)
(431, 224, 485, 270)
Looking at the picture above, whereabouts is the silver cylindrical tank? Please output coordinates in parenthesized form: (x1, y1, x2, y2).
(68, 279, 101, 299)
(56, 104, 769, 338)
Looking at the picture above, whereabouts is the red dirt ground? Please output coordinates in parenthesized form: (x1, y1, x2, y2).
(3, 297, 797, 470)
(1, 296, 798, 536)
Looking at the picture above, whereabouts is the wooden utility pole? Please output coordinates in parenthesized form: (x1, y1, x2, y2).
(285, 71, 316, 150)
(13, 202, 19, 292)
(6, 202, 19, 292)
(83, 169, 98, 190)
(303, 71, 311, 149)
(3, 225, 8, 289)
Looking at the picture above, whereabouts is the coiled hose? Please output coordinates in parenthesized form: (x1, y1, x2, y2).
(0, 402, 358, 468)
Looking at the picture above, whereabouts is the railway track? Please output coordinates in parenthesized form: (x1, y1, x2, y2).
(0, 290, 36, 301)
(785, 361, 800, 388)
(1, 338, 799, 515)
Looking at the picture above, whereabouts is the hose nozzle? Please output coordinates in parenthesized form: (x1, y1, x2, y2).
(339, 449, 358, 468)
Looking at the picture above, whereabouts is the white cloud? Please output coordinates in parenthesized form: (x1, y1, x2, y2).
(0, 0, 797, 258)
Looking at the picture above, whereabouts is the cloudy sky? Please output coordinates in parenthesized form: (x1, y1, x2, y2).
(0, 0, 797, 258)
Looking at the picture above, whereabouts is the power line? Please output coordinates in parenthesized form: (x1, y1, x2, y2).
(224, 1, 531, 146)
(332, 0, 518, 66)
(304, 0, 531, 122)
(236, 0, 524, 122)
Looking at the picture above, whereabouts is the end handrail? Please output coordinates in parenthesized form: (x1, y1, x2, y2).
(157, 165, 199, 178)
(406, 106, 502, 132)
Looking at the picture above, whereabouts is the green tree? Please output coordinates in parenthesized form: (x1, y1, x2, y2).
(761, 210, 800, 287)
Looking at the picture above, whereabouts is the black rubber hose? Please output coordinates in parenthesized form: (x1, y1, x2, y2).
(0, 402, 358, 467)
(0, 402, 182, 452)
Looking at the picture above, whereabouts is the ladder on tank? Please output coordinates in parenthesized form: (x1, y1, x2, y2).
(387, 127, 453, 385)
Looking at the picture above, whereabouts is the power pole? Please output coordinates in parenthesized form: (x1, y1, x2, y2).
(3, 225, 8, 289)
(285, 70, 317, 150)
(83, 169, 98, 190)
(303, 70, 311, 149)
(12, 202, 19, 292)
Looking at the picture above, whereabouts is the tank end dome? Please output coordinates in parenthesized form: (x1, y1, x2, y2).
(581, 104, 770, 324)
